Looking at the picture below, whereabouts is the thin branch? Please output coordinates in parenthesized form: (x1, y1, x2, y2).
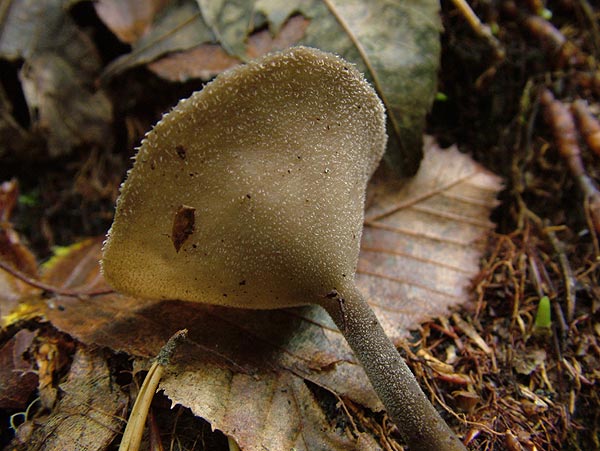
(0, 259, 113, 297)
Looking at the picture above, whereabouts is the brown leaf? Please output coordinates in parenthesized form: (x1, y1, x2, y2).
(0, 329, 38, 409)
(20, 54, 113, 157)
(162, 367, 379, 451)
(0, 180, 43, 326)
(33, 333, 76, 410)
(358, 138, 502, 343)
(0, 180, 38, 277)
(37, 139, 501, 450)
(148, 44, 240, 82)
(148, 15, 310, 82)
(9, 346, 127, 451)
(94, 0, 171, 44)
(0, 83, 43, 159)
(40, 237, 110, 292)
(100, 0, 214, 80)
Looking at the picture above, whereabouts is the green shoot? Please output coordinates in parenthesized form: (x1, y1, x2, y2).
(535, 296, 552, 329)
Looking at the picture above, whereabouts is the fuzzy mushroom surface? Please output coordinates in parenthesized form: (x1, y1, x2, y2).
(102, 47, 467, 451)
(102, 46, 385, 309)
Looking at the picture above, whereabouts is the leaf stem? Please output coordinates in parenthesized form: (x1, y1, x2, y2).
(320, 286, 467, 451)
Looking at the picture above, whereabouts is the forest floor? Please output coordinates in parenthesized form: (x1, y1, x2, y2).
(1, 1, 599, 451)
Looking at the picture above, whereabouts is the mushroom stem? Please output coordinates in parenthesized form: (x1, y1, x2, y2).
(321, 286, 467, 451)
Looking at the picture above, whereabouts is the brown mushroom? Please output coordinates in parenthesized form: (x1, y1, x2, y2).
(102, 46, 466, 451)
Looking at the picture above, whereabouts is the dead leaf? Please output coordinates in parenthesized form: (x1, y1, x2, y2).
(298, 0, 442, 176)
(0, 85, 43, 159)
(0, 329, 38, 409)
(514, 349, 547, 376)
(100, 0, 440, 176)
(101, 0, 215, 80)
(9, 346, 127, 451)
(358, 139, 502, 344)
(197, 0, 255, 58)
(40, 237, 110, 292)
(94, 0, 171, 43)
(33, 334, 75, 409)
(254, 0, 304, 35)
(20, 54, 113, 157)
(163, 367, 380, 451)
(30, 138, 501, 451)
(0, 0, 113, 157)
(148, 15, 310, 82)
(0, 180, 44, 326)
(148, 44, 240, 81)
(0, 180, 38, 278)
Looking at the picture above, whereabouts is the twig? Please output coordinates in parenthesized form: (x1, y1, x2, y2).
(450, 0, 504, 59)
(0, 259, 114, 297)
(543, 224, 577, 323)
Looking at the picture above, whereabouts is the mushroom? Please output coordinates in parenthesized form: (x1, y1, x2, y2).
(102, 46, 466, 451)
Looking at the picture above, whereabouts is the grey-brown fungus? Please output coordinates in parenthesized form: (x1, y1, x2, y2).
(102, 47, 467, 451)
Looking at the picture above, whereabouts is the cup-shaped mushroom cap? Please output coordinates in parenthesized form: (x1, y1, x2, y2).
(102, 46, 387, 308)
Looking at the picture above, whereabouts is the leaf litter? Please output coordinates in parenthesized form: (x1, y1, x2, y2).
(1, 139, 501, 451)
(10, 346, 127, 451)
(1, 1, 599, 450)
(0, 0, 113, 158)
(97, 0, 440, 177)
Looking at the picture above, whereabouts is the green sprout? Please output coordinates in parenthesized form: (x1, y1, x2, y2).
(18, 190, 39, 207)
(535, 295, 552, 329)
(435, 91, 448, 102)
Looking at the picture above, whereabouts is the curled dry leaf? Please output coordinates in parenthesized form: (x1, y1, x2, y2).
(101, 0, 215, 80)
(9, 347, 127, 451)
(32, 139, 502, 451)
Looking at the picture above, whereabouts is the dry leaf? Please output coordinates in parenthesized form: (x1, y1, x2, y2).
(20, 54, 113, 157)
(99, 0, 440, 176)
(33, 333, 76, 409)
(9, 346, 127, 451)
(94, 0, 171, 43)
(0, 85, 42, 159)
(358, 139, 501, 342)
(0, 180, 44, 326)
(41, 237, 111, 292)
(101, 0, 215, 80)
(197, 0, 255, 58)
(0, 0, 113, 157)
(0, 329, 37, 409)
(298, 0, 442, 175)
(19, 138, 502, 450)
(148, 15, 310, 82)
